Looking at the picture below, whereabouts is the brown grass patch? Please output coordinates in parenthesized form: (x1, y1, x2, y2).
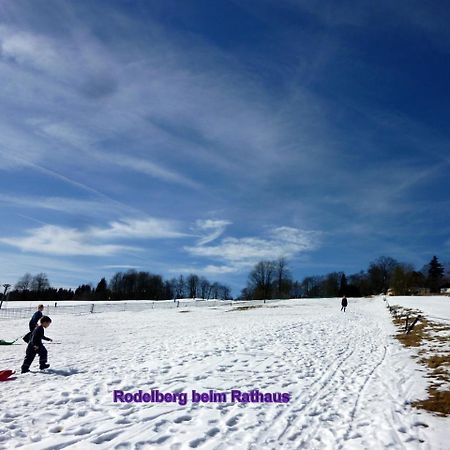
(389, 304, 450, 417)
(412, 388, 450, 417)
(421, 355, 450, 370)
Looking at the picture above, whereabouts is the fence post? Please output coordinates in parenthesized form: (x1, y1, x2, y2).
(406, 315, 421, 334)
(404, 316, 409, 332)
(90, 304, 94, 314)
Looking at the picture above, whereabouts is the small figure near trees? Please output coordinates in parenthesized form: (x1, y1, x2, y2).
(341, 296, 348, 312)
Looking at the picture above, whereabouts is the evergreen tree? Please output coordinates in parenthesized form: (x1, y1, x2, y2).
(95, 278, 109, 300)
(428, 256, 444, 293)
(339, 273, 348, 296)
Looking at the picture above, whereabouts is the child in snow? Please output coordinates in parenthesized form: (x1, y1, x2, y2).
(29, 304, 44, 331)
(341, 296, 348, 312)
(21, 316, 53, 373)
(23, 304, 44, 343)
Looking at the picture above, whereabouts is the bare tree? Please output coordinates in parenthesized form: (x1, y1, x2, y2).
(219, 284, 231, 300)
(368, 256, 399, 293)
(109, 272, 124, 297)
(176, 275, 186, 299)
(199, 277, 211, 299)
(31, 273, 50, 291)
(249, 261, 275, 300)
(15, 273, 33, 291)
(274, 257, 292, 298)
(187, 274, 199, 299)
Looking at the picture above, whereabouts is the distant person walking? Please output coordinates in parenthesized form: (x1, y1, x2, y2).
(21, 316, 53, 373)
(341, 296, 348, 312)
(23, 304, 44, 342)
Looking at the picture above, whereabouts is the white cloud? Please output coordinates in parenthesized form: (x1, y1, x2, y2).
(91, 218, 187, 240)
(170, 264, 239, 275)
(202, 264, 241, 275)
(195, 219, 232, 245)
(185, 226, 320, 270)
(0, 217, 187, 256)
(0, 225, 129, 256)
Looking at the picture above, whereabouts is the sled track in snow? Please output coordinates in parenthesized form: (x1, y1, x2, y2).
(277, 321, 367, 448)
(339, 343, 391, 449)
(253, 312, 415, 450)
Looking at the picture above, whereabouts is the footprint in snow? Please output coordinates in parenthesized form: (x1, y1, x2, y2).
(206, 427, 220, 437)
(189, 437, 206, 448)
(115, 443, 131, 449)
(174, 415, 192, 424)
(115, 418, 131, 425)
(74, 426, 93, 436)
(226, 415, 241, 427)
(413, 421, 429, 428)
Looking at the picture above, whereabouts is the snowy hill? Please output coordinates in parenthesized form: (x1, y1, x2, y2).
(0, 297, 448, 449)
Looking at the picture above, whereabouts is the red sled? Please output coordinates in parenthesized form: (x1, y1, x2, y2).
(0, 370, 16, 381)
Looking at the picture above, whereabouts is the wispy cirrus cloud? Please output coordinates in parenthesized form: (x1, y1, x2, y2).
(34, 120, 201, 189)
(0, 14, 283, 187)
(0, 193, 114, 217)
(102, 153, 200, 189)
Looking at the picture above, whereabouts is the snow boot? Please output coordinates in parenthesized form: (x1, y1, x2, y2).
(40, 364, 50, 370)
(21, 367, 30, 374)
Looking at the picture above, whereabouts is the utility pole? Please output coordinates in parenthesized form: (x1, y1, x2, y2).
(0, 284, 11, 309)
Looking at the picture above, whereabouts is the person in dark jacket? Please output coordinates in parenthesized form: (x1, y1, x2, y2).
(21, 316, 53, 373)
(29, 304, 44, 331)
(341, 296, 348, 312)
(23, 304, 44, 343)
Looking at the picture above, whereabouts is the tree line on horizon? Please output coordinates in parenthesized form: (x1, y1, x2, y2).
(239, 255, 449, 300)
(1, 255, 448, 303)
(2, 271, 232, 302)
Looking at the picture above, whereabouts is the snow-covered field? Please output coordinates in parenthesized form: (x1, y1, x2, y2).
(386, 296, 450, 324)
(1, 297, 448, 450)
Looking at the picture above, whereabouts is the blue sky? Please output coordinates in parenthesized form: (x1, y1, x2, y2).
(0, 0, 449, 294)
